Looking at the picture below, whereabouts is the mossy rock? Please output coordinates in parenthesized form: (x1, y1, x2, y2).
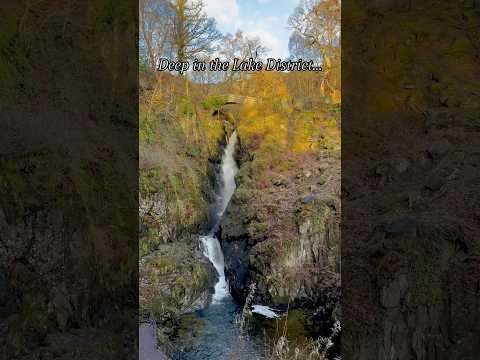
(139, 242, 216, 322)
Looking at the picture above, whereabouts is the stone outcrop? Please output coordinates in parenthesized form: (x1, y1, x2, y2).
(219, 140, 341, 311)
(139, 240, 217, 326)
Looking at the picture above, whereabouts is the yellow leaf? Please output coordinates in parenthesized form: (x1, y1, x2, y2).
(331, 89, 341, 104)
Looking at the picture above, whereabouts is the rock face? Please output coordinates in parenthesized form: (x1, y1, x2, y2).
(138, 71, 228, 328)
(139, 152, 219, 258)
(219, 140, 341, 313)
(139, 241, 217, 325)
(138, 160, 221, 325)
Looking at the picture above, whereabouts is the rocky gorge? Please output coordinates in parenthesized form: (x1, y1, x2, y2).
(138, 62, 341, 358)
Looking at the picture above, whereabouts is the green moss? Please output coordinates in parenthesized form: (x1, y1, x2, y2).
(140, 242, 215, 321)
(296, 197, 335, 228)
(248, 221, 268, 239)
(232, 187, 254, 205)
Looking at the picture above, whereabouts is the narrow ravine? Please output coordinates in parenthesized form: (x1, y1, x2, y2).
(140, 131, 279, 359)
(199, 130, 238, 304)
(171, 131, 263, 359)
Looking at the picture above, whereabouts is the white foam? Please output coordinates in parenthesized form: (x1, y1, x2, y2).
(217, 131, 238, 219)
(251, 305, 280, 318)
(200, 235, 229, 303)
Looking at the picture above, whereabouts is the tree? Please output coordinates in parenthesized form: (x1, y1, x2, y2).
(171, 0, 221, 62)
(288, 0, 340, 63)
(288, 0, 341, 102)
(139, 0, 174, 70)
(288, 30, 321, 61)
(220, 30, 268, 63)
(139, 0, 221, 73)
(216, 31, 268, 89)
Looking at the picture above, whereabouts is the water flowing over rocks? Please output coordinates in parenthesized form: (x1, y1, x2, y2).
(199, 131, 238, 304)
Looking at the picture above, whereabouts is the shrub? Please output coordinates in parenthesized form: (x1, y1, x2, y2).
(181, 100, 194, 116)
(201, 95, 225, 111)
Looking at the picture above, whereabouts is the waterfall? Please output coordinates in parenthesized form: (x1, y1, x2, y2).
(216, 131, 238, 221)
(200, 131, 238, 304)
(199, 234, 229, 303)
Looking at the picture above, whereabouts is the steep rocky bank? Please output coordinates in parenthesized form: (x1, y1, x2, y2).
(139, 239, 217, 326)
(221, 148, 340, 308)
(219, 105, 341, 344)
(138, 70, 228, 326)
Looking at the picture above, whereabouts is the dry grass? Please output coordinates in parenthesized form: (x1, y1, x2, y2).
(262, 319, 341, 360)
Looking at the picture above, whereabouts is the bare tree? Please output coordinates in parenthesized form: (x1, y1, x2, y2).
(220, 30, 268, 62)
(140, 0, 220, 72)
(288, 0, 341, 99)
(139, 0, 174, 69)
(218, 30, 268, 86)
(171, 0, 221, 62)
(288, 0, 340, 62)
(288, 30, 321, 61)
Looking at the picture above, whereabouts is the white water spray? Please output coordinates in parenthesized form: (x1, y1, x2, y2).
(251, 305, 279, 319)
(200, 234, 229, 303)
(200, 131, 239, 304)
(216, 131, 238, 219)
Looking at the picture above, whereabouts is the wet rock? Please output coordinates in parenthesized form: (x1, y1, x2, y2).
(223, 238, 250, 302)
(139, 242, 216, 322)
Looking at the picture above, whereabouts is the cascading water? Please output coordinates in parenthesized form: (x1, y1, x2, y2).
(141, 131, 273, 359)
(199, 131, 279, 316)
(215, 131, 239, 221)
(199, 234, 229, 303)
(168, 130, 262, 359)
(200, 131, 238, 303)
